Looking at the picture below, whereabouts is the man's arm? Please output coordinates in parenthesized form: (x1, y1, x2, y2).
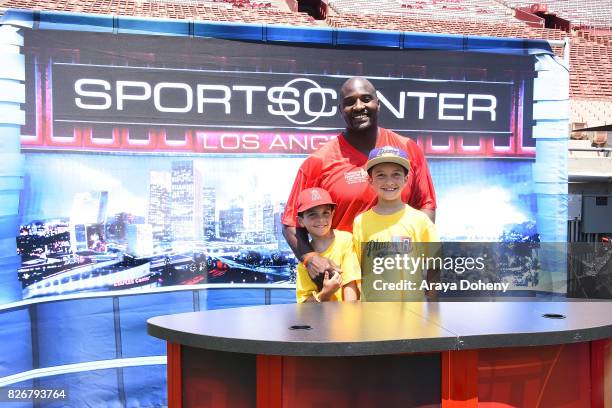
(420, 208, 435, 223)
(404, 137, 437, 223)
(342, 281, 359, 301)
(281, 224, 307, 259)
(282, 225, 341, 280)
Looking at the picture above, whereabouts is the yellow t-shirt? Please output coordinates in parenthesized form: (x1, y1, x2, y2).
(352, 205, 439, 301)
(296, 230, 361, 303)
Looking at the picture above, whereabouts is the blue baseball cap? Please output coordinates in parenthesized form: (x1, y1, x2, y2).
(366, 146, 411, 172)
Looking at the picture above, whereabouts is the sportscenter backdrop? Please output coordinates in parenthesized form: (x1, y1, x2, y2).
(6, 20, 569, 301)
(0, 11, 569, 407)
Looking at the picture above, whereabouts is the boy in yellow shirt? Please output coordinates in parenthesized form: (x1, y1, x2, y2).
(294, 187, 360, 302)
(352, 146, 439, 300)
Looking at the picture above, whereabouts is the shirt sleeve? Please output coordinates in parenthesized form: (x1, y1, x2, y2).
(295, 262, 317, 303)
(407, 140, 437, 211)
(281, 157, 322, 227)
(418, 216, 441, 263)
(352, 216, 363, 266)
(341, 234, 361, 286)
(420, 218, 440, 243)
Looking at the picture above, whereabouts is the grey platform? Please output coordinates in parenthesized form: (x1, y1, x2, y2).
(147, 301, 612, 356)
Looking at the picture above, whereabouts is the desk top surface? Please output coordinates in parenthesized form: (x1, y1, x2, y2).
(147, 301, 612, 356)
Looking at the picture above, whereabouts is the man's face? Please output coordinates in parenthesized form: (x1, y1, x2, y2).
(340, 79, 380, 132)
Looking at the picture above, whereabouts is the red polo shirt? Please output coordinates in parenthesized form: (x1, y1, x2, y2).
(282, 128, 436, 232)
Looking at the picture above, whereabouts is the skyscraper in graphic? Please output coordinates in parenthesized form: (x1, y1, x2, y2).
(202, 187, 216, 241)
(243, 194, 278, 243)
(70, 191, 109, 225)
(127, 224, 153, 256)
(230, 194, 276, 244)
(106, 212, 133, 243)
(274, 202, 290, 251)
(170, 161, 202, 242)
(148, 171, 172, 243)
(219, 197, 243, 241)
(69, 191, 109, 251)
(243, 196, 263, 241)
(263, 194, 274, 243)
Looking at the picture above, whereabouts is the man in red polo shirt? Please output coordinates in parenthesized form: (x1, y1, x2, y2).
(282, 76, 436, 280)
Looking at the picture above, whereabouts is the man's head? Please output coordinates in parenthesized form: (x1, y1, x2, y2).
(296, 187, 336, 239)
(340, 77, 380, 133)
(366, 146, 411, 202)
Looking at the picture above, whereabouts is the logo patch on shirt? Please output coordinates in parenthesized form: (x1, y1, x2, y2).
(392, 236, 413, 252)
(344, 168, 368, 185)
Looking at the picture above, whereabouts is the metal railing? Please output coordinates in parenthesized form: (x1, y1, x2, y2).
(568, 147, 612, 157)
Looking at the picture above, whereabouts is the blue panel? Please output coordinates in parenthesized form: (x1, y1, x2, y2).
(466, 35, 524, 51)
(0, 81, 25, 104)
(537, 194, 568, 242)
(266, 25, 333, 44)
(0, 175, 23, 191)
(269, 288, 295, 305)
(0, 9, 35, 28)
(0, 254, 20, 267)
(116, 16, 190, 36)
(535, 182, 567, 195)
(202, 288, 266, 310)
(193, 21, 264, 41)
(0, 256, 22, 305)
(0, 125, 22, 150)
(119, 291, 194, 358)
(0, 308, 32, 377)
(36, 369, 119, 408)
(0, 54, 25, 82)
(0, 152, 24, 176)
(525, 39, 555, 55)
(38, 11, 114, 33)
(36, 298, 116, 367)
(123, 365, 166, 408)
(403, 32, 463, 51)
(335, 28, 401, 48)
(537, 139, 569, 170)
(0, 214, 19, 239)
(0, 189, 20, 213)
(464, 35, 553, 55)
(0, 27, 23, 48)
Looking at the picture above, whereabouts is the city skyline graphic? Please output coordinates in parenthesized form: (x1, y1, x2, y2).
(16, 151, 539, 298)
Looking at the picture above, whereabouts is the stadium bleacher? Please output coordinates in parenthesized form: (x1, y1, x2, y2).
(570, 37, 612, 99)
(326, 12, 566, 40)
(328, 0, 517, 23)
(502, 0, 612, 29)
(0, 0, 319, 24)
(572, 100, 612, 129)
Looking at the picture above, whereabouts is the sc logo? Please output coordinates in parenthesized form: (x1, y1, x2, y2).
(270, 78, 338, 125)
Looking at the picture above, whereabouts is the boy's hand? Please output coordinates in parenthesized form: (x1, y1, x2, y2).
(319, 271, 342, 301)
(307, 255, 342, 281)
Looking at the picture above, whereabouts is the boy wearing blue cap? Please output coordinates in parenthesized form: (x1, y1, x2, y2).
(294, 187, 360, 303)
(352, 146, 439, 299)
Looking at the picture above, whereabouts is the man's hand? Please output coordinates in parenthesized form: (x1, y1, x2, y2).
(306, 254, 342, 280)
